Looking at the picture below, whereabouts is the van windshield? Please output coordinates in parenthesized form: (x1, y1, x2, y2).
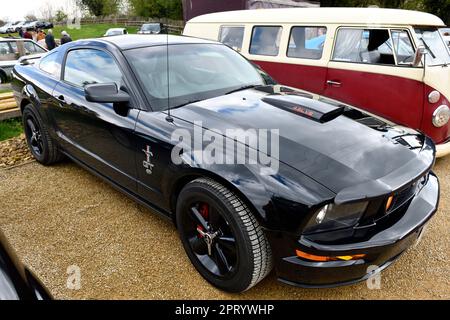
(415, 28, 450, 66)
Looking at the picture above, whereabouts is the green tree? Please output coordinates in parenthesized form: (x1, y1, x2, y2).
(129, 0, 183, 19)
(78, 0, 122, 17)
(55, 10, 68, 23)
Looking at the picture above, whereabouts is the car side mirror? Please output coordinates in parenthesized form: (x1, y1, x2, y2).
(413, 45, 427, 67)
(84, 83, 130, 104)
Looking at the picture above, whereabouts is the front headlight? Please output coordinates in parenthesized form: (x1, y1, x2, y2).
(432, 105, 450, 128)
(304, 202, 368, 234)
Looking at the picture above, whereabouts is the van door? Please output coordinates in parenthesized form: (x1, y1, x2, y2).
(324, 28, 424, 129)
(249, 25, 329, 95)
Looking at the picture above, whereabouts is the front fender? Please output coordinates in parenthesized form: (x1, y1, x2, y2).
(163, 154, 335, 232)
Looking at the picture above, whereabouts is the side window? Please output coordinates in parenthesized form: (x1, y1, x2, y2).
(40, 52, 60, 77)
(64, 49, 123, 88)
(391, 30, 415, 65)
(249, 26, 282, 56)
(24, 41, 37, 55)
(219, 26, 245, 52)
(333, 28, 395, 65)
(288, 26, 327, 60)
(0, 42, 16, 61)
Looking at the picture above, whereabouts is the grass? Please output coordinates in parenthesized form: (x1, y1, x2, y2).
(3, 24, 140, 41)
(0, 88, 12, 94)
(0, 118, 23, 141)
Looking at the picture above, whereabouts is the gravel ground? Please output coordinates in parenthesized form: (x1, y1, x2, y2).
(0, 141, 448, 299)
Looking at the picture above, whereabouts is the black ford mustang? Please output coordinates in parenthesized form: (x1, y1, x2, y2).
(11, 35, 439, 293)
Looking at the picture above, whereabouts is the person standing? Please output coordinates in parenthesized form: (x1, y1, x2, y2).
(37, 29, 46, 41)
(22, 28, 32, 39)
(60, 31, 72, 45)
(45, 29, 56, 50)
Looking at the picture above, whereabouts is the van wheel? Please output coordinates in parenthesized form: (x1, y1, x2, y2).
(176, 178, 273, 293)
(22, 104, 63, 165)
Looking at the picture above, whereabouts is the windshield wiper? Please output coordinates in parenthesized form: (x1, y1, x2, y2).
(420, 38, 437, 59)
(225, 85, 259, 95)
(171, 99, 202, 110)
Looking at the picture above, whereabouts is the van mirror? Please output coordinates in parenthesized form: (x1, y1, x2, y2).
(413, 45, 427, 67)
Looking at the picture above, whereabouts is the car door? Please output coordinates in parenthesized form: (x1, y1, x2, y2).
(50, 48, 140, 192)
(324, 27, 424, 129)
(0, 41, 18, 77)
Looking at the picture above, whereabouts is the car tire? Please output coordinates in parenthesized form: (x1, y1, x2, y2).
(176, 178, 273, 292)
(0, 70, 6, 84)
(22, 104, 63, 165)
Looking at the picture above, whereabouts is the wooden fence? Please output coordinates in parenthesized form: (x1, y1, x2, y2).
(0, 91, 20, 121)
(58, 17, 185, 34)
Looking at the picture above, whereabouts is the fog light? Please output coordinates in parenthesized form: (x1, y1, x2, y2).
(428, 91, 441, 104)
(432, 105, 450, 128)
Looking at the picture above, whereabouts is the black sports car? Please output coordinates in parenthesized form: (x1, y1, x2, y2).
(11, 35, 439, 293)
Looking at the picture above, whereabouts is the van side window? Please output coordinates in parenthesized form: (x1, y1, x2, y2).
(287, 27, 327, 60)
(391, 30, 415, 65)
(249, 26, 282, 56)
(219, 26, 245, 52)
(333, 28, 395, 65)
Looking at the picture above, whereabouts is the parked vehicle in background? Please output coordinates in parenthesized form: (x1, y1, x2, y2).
(11, 35, 439, 292)
(22, 21, 39, 31)
(103, 28, 128, 37)
(138, 23, 166, 34)
(13, 21, 26, 33)
(0, 230, 51, 300)
(184, 8, 450, 157)
(0, 23, 14, 34)
(0, 38, 47, 83)
(441, 28, 450, 48)
(36, 21, 54, 30)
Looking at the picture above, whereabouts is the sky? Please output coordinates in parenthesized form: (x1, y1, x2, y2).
(1, 0, 79, 21)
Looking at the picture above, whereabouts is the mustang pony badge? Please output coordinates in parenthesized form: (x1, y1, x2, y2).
(142, 145, 155, 175)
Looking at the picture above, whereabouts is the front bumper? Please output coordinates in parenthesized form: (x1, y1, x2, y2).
(436, 139, 450, 158)
(266, 173, 439, 288)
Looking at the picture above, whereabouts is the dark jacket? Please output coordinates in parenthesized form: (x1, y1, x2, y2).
(60, 35, 72, 45)
(45, 33, 56, 50)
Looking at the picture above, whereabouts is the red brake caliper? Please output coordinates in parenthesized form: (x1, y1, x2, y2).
(197, 203, 209, 238)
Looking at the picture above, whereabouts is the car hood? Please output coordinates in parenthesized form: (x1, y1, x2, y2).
(170, 86, 435, 203)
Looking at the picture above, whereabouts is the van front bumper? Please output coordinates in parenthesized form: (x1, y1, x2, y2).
(266, 173, 439, 288)
(436, 139, 450, 158)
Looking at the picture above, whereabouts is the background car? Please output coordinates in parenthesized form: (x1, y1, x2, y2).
(0, 38, 47, 83)
(441, 28, 450, 48)
(137, 23, 166, 34)
(103, 28, 128, 37)
(12, 21, 26, 32)
(36, 21, 54, 30)
(22, 21, 38, 31)
(0, 23, 14, 34)
(0, 230, 51, 300)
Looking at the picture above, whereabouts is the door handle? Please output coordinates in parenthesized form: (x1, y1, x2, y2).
(327, 80, 342, 87)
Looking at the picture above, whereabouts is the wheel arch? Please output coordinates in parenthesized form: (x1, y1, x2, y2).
(0, 68, 7, 83)
(168, 168, 270, 229)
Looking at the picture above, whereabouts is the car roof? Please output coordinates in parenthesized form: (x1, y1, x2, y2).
(97, 34, 219, 50)
(188, 7, 445, 27)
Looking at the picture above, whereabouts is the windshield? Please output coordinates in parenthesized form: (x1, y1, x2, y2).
(124, 44, 265, 111)
(415, 28, 450, 66)
(142, 24, 161, 32)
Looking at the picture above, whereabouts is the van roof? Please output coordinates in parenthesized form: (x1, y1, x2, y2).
(188, 7, 445, 27)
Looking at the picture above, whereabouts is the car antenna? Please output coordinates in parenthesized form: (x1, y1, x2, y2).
(165, 17, 174, 123)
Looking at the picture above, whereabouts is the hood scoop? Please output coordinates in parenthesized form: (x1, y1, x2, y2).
(262, 95, 344, 123)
